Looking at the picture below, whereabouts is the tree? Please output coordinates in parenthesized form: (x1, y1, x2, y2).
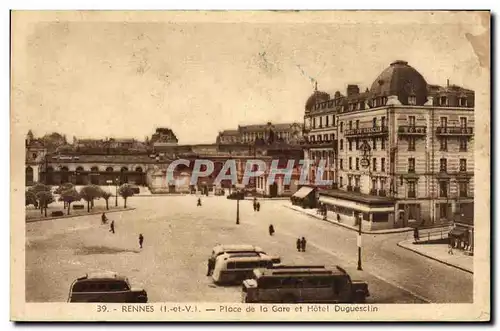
(118, 184, 135, 208)
(28, 183, 51, 210)
(54, 182, 74, 195)
(60, 188, 81, 215)
(25, 191, 37, 208)
(90, 185, 103, 209)
(35, 191, 54, 217)
(100, 190, 113, 210)
(79, 185, 101, 212)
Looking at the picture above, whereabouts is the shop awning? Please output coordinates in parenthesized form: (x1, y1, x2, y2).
(319, 196, 394, 213)
(292, 186, 314, 199)
(449, 227, 467, 237)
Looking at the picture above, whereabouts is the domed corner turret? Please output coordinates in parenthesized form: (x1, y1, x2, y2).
(369, 60, 428, 106)
(304, 90, 330, 113)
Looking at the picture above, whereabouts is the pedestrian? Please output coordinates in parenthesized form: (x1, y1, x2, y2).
(337, 213, 341, 223)
(448, 237, 454, 255)
(139, 234, 144, 249)
(206, 257, 215, 276)
(300, 237, 307, 252)
(256, 202, 260, 212)
(296, 238, 301, 252)
(197, 198, 202, 206)
(101, 212, 108, 225)
(413, 227, 420, 243)
(269, 224, 275, 236)
(109, 220, 115, 234)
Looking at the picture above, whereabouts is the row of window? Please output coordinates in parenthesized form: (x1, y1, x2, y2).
(339, 117, 387, 133)
(310, 115, 470, 134)
(339, 157, 387, 172)
(407, 158, 469, 173)
(406, 181, 469, 199)
(340, 137, 387, 151)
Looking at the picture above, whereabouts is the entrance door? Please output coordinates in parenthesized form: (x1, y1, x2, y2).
(269, 183, 278, 197)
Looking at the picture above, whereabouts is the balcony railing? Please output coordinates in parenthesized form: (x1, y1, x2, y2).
(344, 126, 388, 137)
(353, 187, 361, 193)
(347, 185, 353, 192)
(408, 191, 416, 198)
(436, 126, 473, 136)
(378, 190, 387, 197)
(369, 189, 378, 195)
(398, 126, 427, 135)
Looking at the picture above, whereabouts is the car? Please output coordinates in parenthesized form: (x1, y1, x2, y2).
(67, 272, 148, 303)
(227, 191, 245, 200)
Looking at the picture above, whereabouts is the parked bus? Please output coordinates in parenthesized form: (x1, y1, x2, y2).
(241, 265, 370, 303)
(212, 252, 281, 285)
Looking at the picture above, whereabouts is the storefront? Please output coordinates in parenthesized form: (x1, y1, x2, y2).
(318, 189, 396, 230)
(290, 186, 317, 209)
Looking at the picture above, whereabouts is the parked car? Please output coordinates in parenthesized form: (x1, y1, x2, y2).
(227, 191, 245, 200)
(67, 272, 148, 303)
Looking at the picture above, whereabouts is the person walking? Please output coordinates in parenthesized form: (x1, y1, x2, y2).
(256, 202, 261, 212)
(139, 234, 144, 249)
(101, 212, 108, 225)
(197, 198, 202, 207)
(300, 237, 307, 252)
(109, 220, 115, 234)
(296, 238, 301, 252)
(268, 224, 275, 236)
(413, 227, 420, 244)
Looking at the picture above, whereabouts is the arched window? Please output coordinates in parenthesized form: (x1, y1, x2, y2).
(106, 167, 114, 172)
(120, 167, 129, 172)
(76, 166, 84, 172)
(91, 166, 99, 172)
(26, 166, 34, 185)
(135, 167, 143, 172)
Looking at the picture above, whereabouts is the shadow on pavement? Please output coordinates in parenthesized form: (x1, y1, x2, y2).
(74, 245, 140, 255)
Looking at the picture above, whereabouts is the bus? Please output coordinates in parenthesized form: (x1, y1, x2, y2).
(212, 252, 281, 285)
(241, 265, 370, 303)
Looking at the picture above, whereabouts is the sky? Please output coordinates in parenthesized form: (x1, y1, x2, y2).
(12, 11, 488, 144)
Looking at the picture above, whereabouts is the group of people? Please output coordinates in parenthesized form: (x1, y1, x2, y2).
(101, 212, 144, 249)
(296, 237, 307, 252)
(101, 212, 115, 234)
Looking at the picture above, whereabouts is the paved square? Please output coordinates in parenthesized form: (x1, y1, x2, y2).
(26, 196, 472, 303)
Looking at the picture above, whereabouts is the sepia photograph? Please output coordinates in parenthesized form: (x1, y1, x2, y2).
(10, 10, 490, 321)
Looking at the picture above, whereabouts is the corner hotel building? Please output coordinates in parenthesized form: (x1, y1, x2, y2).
(302, 60, 474, 230)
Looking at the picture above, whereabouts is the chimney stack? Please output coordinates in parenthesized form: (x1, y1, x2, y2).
(347, 85, 360, 97)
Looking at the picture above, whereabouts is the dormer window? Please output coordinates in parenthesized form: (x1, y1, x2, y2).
(439, 96, 448, 106)
(408, 95, 417, 105)
(459, 97, 468, 107)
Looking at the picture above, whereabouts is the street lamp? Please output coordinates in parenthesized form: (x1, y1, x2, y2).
(357, 212, 363, 271)
(236, 195, 240, 225)
(115, 177, 119, 207)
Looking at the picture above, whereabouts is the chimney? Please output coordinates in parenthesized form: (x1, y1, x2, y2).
(347, 85, 360, 97)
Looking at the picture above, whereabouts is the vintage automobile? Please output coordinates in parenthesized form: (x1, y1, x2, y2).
(67, 272, 148, 303)
(242, 265, 370, 303)
(226, 191, 245, 200)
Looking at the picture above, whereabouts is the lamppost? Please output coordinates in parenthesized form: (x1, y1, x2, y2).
(357, 212, 363, 271)
(236, 193, 240, 225)
(115, 177, 119, 207)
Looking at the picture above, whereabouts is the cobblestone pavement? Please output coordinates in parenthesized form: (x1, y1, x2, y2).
(26, 196, 472, 303)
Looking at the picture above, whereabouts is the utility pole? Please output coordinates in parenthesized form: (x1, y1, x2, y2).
(357, 212, 363, 270)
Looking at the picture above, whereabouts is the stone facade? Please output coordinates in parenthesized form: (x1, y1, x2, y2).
(303, 60, 475, 230)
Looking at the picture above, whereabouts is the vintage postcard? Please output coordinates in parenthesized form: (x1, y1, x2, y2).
(11, 10, 490, 321)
